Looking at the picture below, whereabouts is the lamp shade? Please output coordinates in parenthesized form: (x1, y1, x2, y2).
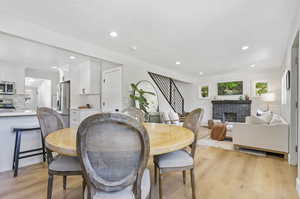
(261, 93, 276, 102)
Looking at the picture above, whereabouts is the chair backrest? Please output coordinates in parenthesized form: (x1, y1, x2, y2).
(37, 107, 65, 138)
(77, 113, 150, 195)
(183, 108, 204, 157)
(122, 107, 145, 123)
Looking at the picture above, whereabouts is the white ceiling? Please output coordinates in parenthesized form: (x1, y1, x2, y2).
(0, 33, 95, 71)
(0, 0, 298, 76)
(25, 77, 47, 88)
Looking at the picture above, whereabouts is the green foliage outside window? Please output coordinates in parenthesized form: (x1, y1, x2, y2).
(201, 86, 209, 98)
(218, 81, 243, 95)
(256, 82, 268, 96)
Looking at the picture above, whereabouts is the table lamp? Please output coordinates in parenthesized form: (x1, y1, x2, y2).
(261, 92, 276, 111)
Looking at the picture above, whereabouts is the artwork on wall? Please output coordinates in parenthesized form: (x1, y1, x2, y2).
(255, 81, 268, 96)
(217, 81, 243, 96)
(199, 85, 210, 99)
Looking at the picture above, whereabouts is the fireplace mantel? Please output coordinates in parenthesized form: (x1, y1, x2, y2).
(211, 100, 251, 123)
(211, 100, 252, 104)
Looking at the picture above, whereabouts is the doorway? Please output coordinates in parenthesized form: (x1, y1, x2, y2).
(101, 67, 122, 112)
(25, 77, 52, 109)
(291, 32, 299, 166)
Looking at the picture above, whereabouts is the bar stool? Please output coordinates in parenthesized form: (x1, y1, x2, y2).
(12, 125, 46, 177)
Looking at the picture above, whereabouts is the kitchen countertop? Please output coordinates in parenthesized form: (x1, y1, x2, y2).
(70, 108, 101, 111)
(0, 110, 36, 117)
(0, 110, 40, 173)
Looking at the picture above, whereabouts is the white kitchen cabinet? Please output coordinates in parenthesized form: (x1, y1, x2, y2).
(79, 60, 101, 95)
(70, 108, 101, 127)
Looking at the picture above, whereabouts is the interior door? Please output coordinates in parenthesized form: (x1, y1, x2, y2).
(102, 67, 122, 112)
(291, 32, 299, 166)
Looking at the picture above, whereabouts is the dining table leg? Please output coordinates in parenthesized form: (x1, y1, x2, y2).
(183, 171, 186, 184)
(63, 176, 67, 190)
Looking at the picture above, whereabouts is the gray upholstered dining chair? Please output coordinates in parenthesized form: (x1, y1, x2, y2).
(122, 107, 145, 123)
(76, 113, 151, 199)
(37, 107, 83, 199)
(154, 108, 204, 199)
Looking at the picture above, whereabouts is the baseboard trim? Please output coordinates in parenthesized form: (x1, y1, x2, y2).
(296, 177, 300, 198)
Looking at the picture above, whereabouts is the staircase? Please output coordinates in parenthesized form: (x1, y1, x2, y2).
(148, 72, 184, 115)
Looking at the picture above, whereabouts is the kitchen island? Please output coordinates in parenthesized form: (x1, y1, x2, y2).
(0, 110, 43, 173)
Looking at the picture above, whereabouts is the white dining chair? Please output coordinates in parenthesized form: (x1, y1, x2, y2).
(37, 107, 83, 199)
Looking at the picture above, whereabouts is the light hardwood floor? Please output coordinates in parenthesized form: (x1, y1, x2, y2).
(0, 147, 298, 199)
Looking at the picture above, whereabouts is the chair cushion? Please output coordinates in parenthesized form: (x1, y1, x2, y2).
(269, 114, 284, 125)
(85, 169, 151, 199)
(169, 112, 180, 124)
(49, 155, 81, 172)
(93, 187, 135, 199)
(161, 112, 171, 124)
(155, 150, 193, 168)
(249, 116, 268, 125)
(259, 111, 273, 123)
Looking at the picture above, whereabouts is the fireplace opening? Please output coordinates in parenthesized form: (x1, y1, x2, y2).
(223, 112, 237, 122)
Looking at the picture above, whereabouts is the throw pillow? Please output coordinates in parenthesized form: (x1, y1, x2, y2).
(256, 109, 264, 116)
(161, 112, 171, 124)
(259, 111, 273, 124)
(250, 116, 269, 124)
(269, 114, 283, 125)
(169, 111, 180, 124)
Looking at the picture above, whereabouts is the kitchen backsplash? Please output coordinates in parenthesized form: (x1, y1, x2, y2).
(0, 95, 26, 110)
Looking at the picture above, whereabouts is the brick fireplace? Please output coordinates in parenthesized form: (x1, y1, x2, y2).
(212, 100, 251, 123)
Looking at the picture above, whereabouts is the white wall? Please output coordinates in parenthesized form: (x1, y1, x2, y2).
(181, 70, 282, 124)
(37, 80, 51, 107)
(25, 68, 60, 108)
(120, 61, 191, 112)
(100, 59, 175, 112)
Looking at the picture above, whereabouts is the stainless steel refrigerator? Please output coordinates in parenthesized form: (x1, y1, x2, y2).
(57, 80, 70, 127)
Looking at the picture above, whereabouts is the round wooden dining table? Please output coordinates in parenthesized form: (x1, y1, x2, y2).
(45, 123, 194, 156)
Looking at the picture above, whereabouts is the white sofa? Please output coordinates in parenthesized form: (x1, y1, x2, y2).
(232, 115, 289, 155)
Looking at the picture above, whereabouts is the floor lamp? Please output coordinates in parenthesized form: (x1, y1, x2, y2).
(261, 93, 276, 111)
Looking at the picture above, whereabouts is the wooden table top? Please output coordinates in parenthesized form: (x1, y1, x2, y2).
(45, 123, 194, 156)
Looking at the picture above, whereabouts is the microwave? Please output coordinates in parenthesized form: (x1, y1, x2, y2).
(0, 83, 5, 94)
(0, 81, 16, 95)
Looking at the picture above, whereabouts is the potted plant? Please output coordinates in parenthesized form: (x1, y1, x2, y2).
(129, 83, 155, 114)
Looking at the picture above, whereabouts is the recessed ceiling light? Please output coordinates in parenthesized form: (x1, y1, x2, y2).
(241, 46, 249, 50)
(69, 56, 76, 60)
(175, 61, 181, 65)
(130, 46, 137, 51)
(109, 31, 118, 38)
(250, 64, 256, 68)
(52, 66, 57, 69)
(199, 72, 204, 75)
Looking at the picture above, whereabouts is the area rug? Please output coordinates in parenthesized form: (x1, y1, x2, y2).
(197, 135, 234, 151)
(197, 135, 267, 157)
